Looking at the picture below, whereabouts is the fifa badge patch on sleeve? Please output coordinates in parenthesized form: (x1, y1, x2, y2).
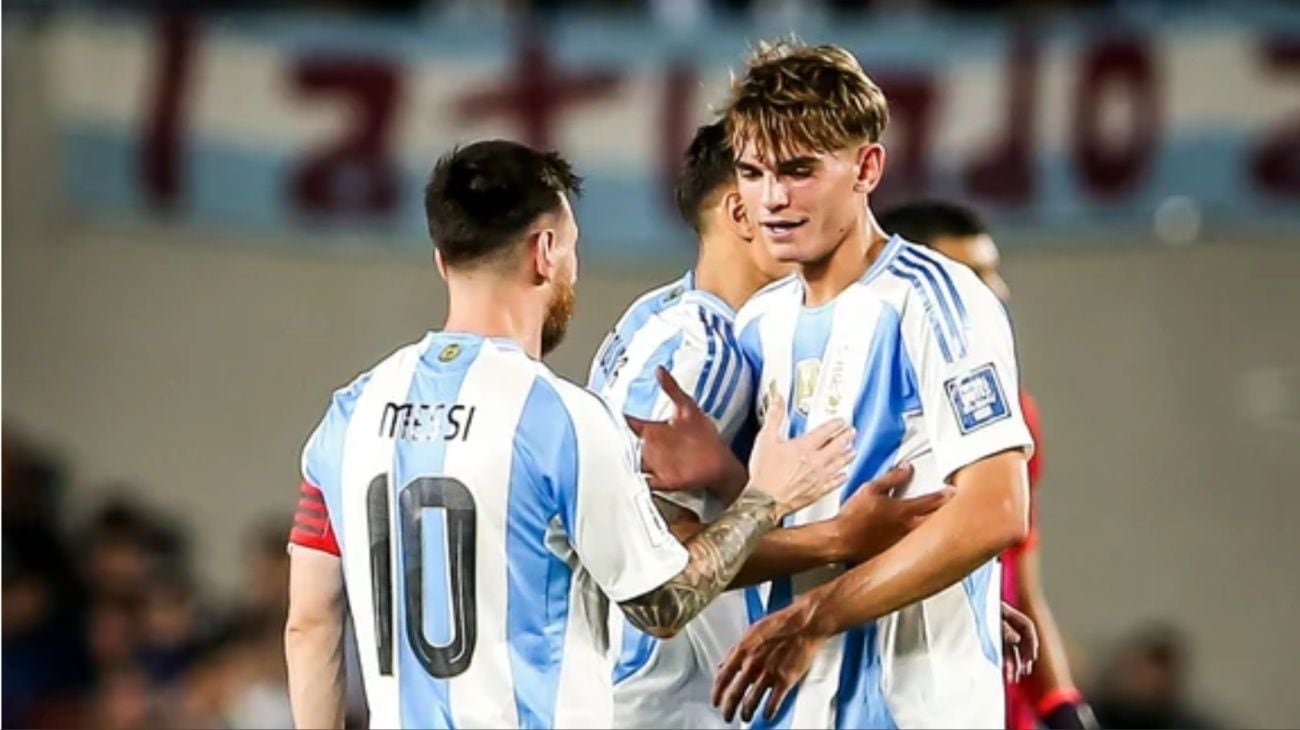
(945, 363, 1011, 434)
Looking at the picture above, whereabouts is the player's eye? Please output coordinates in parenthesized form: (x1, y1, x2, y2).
(785, 167, 813, 179)
(737, 168, 761, 180)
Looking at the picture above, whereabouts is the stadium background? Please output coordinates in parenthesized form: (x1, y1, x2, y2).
(3, 1, 1298, 728)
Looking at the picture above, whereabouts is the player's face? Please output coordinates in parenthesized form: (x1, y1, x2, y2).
(735, 141, 875, 265)
(541, 196, 579, 356)
(718, 187, 796, 283)
(930, 233, 1010, 302)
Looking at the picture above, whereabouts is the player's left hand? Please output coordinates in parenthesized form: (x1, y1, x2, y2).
(627, 366, 747, 496)
(1001, 600, 1039, 683)
(712, 598, 826, 723)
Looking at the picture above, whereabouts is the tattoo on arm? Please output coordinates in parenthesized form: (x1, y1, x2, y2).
(620, 489, 780, 638)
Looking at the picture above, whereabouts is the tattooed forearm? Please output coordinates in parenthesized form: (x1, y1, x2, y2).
(620, 488, 781, 638)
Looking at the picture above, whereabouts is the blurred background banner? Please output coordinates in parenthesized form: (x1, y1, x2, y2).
(46, 8, 1300, 258)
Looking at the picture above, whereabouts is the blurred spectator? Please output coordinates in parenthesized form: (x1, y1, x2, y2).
(2, 430, 92, 728)
(3, 424, 300, 729)
(1091, 622, 1224, 729)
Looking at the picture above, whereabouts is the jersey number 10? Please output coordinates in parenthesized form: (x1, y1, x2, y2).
(366, 475, 478, 679)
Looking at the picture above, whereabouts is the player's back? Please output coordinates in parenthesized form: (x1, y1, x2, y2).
(302, 331, 687, 729)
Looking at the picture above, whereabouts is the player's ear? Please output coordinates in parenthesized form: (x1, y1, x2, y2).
(531, 227, 558, 284)
(721, 189, 754, 242)
(852, 142, 887, 194)
(434, 248, 449, 281)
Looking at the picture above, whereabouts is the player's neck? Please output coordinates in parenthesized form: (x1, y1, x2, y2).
(442, 277, 543, 358)
(801, 213, 890, 308)
(693, 235, 771, 312)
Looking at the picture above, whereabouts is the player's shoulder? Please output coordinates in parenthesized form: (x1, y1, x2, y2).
(533, 365, 622, 428)
(612, 273, 694, 334)
(735, 273, 800, 332)
(319, 333, 435, 414)
(876, 239, 1001, 319)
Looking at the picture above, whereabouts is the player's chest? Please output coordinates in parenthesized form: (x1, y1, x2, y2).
(752, 297, 908, 429)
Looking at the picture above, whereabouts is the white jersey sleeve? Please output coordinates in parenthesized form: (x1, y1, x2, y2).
(552, 382, 690, 603)
(896, 249, 1035, 481)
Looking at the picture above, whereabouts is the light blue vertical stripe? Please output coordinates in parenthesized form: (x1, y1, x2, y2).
(787, 303, 836, 438)
(506, 378, 578, 728)
(613, 625, 658, 684)
(835, 621, 898, 729)
(962, 561, 1001, 668)
(845, 307, 918, 500)
(831, 307, 918, 729)
(394, 334, 484, 729)
(622, 331, 685, 419)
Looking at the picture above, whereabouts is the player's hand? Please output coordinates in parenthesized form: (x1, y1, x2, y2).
(712, 598, 825, 723)
(626, 366, 746, 496)
(746, 393, 854, 517)
(1001, 601, 1039, 683)
(830, 464, 952, 563)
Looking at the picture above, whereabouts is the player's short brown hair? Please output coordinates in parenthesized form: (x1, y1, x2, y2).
(426, 140, 581, 268)
(724, 40, 889, 162)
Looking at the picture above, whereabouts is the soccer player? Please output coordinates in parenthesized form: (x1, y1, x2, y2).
(878, 201, 1097, 730)
(708, 43, 1036, 728)
(282, 140, 859, 729)
(590, 122, 950, 729)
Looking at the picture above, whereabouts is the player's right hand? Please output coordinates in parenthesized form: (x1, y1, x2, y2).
(746, 393, 855, 517)
(830, 464, 952, 562)
(627, 366, 747, 496)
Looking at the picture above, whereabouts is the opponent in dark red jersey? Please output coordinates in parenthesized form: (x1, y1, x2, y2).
(880, 202, 1097, 730)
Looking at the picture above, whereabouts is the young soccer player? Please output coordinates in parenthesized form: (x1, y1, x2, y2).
(709, 43, 1036, 728)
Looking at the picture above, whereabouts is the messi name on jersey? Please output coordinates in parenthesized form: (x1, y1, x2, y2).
(379, 402, 478, 442)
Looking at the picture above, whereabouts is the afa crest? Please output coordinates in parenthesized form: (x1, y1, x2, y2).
(794, 359, 821, 416)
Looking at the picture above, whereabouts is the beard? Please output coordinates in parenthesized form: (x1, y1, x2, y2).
(541, 278, 576, 356)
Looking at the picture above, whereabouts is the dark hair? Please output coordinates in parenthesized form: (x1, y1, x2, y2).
(674, 121, 737, 233)
(425, 140, 582, 267)
(877, 200, 987, 247)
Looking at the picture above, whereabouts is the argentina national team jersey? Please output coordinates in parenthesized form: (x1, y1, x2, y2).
(299, 332, 688, 729)
(736, 236, 1034, 729)
(588, 271, 756, 729)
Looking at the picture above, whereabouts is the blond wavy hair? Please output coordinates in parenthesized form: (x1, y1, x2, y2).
(725, 40, 889, 162)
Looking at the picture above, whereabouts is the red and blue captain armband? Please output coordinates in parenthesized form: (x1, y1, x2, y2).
(289, 481, 341, 556)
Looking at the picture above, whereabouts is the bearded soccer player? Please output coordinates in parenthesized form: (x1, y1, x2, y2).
(590, 122, 949, 728)
(282, 140, 859, 729)
(879, 201, 1097, 730)
(708, 43, 1035, 728)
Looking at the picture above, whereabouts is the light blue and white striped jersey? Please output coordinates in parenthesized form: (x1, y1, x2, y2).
(588, 270, 755, 729)
(300, 332, 688, 729)
(736, 236, 1034, 729)
(589, 270, 755, 504)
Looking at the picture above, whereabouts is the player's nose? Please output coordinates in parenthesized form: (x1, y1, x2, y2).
(761, 175, 789, 211)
